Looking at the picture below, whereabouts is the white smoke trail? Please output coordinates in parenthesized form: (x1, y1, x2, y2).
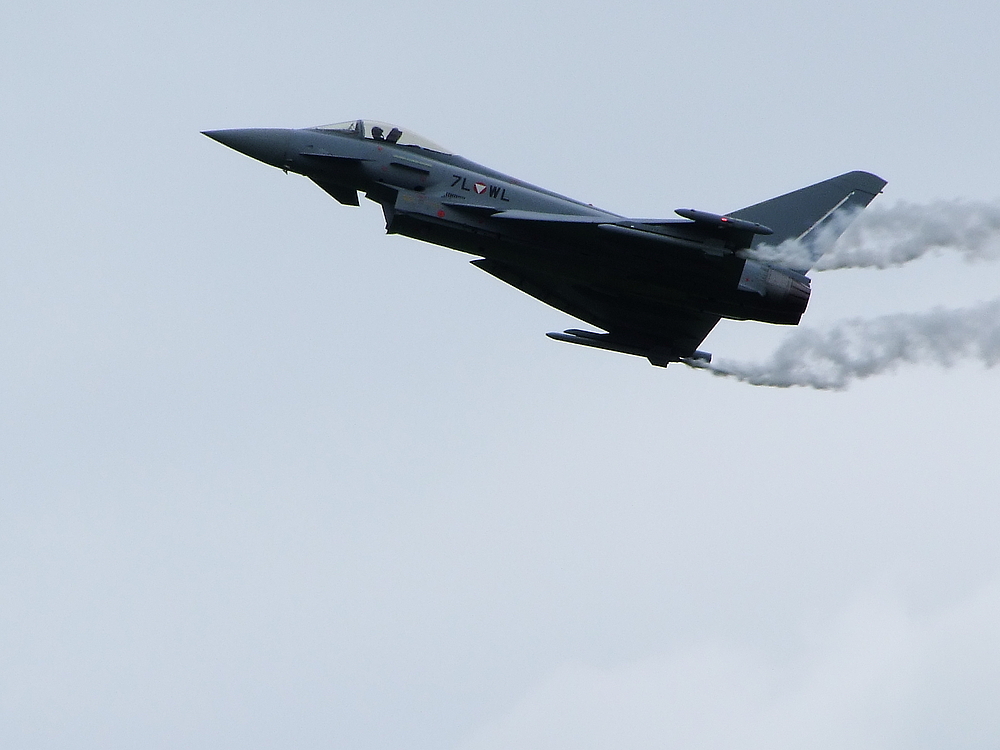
(690, 298, 1000, 390)
(746, 200, 1000, 271)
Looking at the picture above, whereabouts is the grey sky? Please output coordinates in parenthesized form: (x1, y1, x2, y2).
(3, 1, 1000, 748)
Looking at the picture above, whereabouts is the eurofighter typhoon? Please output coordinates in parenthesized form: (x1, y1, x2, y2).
(204, 120, 884, 367)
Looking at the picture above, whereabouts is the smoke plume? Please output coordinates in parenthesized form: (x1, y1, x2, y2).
(746, 200, 1000, 271)
(690, 298, 1000, 390)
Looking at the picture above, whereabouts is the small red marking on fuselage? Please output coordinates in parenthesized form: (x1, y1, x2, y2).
(437, 209, 446, 218)
(474, 182, 487, 195)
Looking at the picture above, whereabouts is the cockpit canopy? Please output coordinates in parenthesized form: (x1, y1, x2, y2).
(313, 120, 451, 154)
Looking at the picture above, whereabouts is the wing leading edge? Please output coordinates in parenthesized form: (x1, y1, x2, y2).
(471, 258, 720, 367)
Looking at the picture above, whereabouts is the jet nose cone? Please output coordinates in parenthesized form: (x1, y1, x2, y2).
(203, 128, 291, 169)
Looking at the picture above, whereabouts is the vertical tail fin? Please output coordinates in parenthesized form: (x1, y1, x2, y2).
(728, 171, 886, 271)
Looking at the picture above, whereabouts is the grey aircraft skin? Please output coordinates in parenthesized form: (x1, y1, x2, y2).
(204, 120, 885, 366)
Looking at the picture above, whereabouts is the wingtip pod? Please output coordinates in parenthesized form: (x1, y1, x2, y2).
(547, 330, 711, 368)
(675, 208, 774, 235)
(683, 350, 712, 364)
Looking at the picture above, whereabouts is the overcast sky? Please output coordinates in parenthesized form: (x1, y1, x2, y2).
(3, 1, 1000, 748)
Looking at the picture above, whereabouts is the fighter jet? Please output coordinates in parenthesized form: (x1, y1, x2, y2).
(204, 120, 885, 367)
